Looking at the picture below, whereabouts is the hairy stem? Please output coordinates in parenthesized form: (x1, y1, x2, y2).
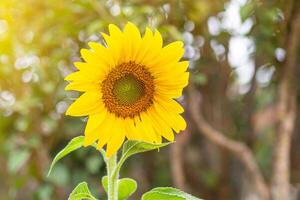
(107, 153, 119, 200)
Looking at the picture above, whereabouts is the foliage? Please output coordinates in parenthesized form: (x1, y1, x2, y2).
(68, 182, 97, 200)
(142, 187, 201, 200)
(48, 137, 189, 199)
(48, 136, 86, 176)
(102, 176, 137, 200)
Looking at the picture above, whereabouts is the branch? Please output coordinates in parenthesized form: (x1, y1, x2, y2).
(170, 129, 190, 190)
(187, 84, 270, 199)
(271, 1, 300, 199)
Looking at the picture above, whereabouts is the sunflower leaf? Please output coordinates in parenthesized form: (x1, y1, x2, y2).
(102, 176, 137, 200)
(142, 187, 202, 200)
(101, 176, 108, 193)
(48, 136, 84, 176)
(117, 178, 137, 200)
(116, 140, 172, 173)
(68, 182, 97, 200)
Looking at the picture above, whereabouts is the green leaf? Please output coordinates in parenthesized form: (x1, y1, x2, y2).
(142, 187, 202, 200)
(101, 176, 108, 193)
(101, 176, 137, 200)
(68, 182, 97, 200)
(48, 136, 84, 176)
(117, 140, 172, 171)
(118, 178, 137, 200)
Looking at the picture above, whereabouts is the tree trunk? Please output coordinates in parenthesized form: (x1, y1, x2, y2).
(271, 1, 300, 199)
(188, 85, 270, 199)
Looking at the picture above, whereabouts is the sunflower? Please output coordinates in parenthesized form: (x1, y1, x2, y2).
(65, 22, 189, 157)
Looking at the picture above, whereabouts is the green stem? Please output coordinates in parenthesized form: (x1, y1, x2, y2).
(107, 153, 119, 200)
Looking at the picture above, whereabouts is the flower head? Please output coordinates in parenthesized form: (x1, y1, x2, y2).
(65, 22, 189, 156)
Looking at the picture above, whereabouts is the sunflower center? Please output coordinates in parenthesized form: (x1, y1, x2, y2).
(112, 75, 144, 105)
(102, 62, 154, 118)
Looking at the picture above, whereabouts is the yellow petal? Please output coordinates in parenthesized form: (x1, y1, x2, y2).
(169, 113, 186, 133)
(64, 71, 83, 81)
(135, 27, 153, 64)
(154, 97, 184, 114)
(150, 61, 189, 77)
(107, 24, 124, 63)
(65, 82, 100, 92)
(80, 49, 99, 64)
(95, 113, 117, 150)
(64, 70, 103, 82)
(73, 61, 86, 70)
(101, 32, 122, 66)
(155, 87, 184, 99)
(147, 107, 174, 141)
(106, 118, 125, 157)
(85, 111, 107, 135)
(106, 132, 125, 157)
(141, 29, 163, 67)
(148, 41, 184, 68)
(83, 111, 107, 146)
(153, 102, 186, 133)
(140, 112, 159, 143)
(154, 74, 189, 99)
(155, 72, 189, 86)
(73, 62, 108, 78)
(124, 22, 141, 39)
(124, 118, 139, 140)
(123, 22, 142, 61)
(132, 116, 145, 141)
(108, 24, 123, 37)
(87, 42, 114, 67)
(66, 92, 104, 116)
(153, 29, 163, 49)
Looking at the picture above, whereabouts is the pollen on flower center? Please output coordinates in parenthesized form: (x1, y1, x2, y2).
(102, 61, 155, 118)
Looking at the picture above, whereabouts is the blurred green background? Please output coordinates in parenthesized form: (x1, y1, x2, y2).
(1, 0, 300, 199)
